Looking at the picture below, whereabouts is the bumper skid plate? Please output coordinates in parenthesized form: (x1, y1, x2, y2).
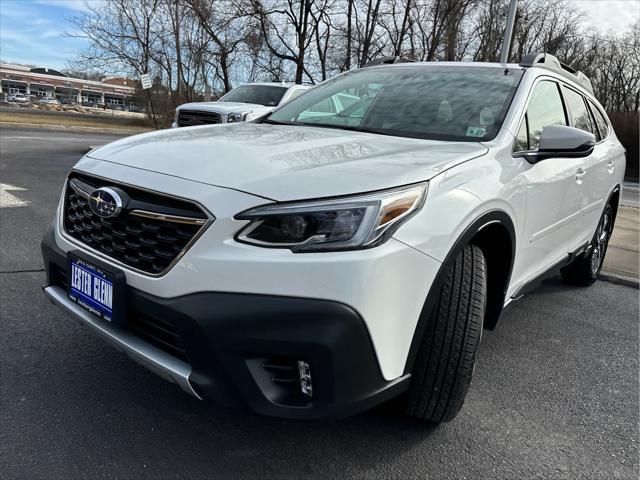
(44, 285, 202, 399)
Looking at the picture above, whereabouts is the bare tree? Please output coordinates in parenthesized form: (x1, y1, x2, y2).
(310, 0, 334, 81)
(70, 0, 161, 75)
(246, 0, 319, 83)
(188, 0, 248, 92)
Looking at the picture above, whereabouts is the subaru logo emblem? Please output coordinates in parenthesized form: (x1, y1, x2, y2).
(88, 187, 123, 218)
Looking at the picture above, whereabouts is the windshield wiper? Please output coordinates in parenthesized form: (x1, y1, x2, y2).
(260, 118, 388, 136)
(260, 117, 292, 125)
(294, 121, 389, 136)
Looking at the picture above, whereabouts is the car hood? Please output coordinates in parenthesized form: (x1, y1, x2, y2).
(87, 123, 488, 201)
(177, 101, 273, 115)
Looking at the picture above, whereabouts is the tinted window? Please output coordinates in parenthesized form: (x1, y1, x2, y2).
(268, 66, 523, 142)
(588, 100, 609, 140)
(525, 81, 567, 150)
(563, 87, 597, 136)
(220, 85, 288, 107)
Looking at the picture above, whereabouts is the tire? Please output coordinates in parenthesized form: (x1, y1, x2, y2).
(561, 204, 614, 287)
(406, 244, 487, 424)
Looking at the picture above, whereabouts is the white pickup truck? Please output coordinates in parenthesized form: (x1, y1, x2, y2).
(172, 82, 310, 127)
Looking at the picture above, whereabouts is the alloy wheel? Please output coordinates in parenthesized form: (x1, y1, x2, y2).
(590, 208, 613, 276)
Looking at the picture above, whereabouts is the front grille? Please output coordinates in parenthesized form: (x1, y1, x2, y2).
(63, 173, 209, 275)
(177, 109, 221, 127)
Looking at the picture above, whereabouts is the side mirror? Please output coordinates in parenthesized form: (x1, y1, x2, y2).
(515, 125, 596, 164)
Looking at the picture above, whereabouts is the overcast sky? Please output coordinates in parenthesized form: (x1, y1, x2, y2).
(0, 0, 638, 70)
(570, 0, 639, 34)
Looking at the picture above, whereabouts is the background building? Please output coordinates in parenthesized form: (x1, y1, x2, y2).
(0, 63, 137, 108)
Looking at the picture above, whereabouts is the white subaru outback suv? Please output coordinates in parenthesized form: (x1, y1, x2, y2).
(172, 82, 310, 127)
(42, 53, 625, 423)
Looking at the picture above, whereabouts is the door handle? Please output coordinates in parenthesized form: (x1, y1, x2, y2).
(607, 159, 615, 173)
(575, 168, 586, 184)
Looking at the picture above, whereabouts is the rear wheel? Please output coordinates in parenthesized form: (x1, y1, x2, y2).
(406, 244, 487, 424)
(561, 204, 614, 286)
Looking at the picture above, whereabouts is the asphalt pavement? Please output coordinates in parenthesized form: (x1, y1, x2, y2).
(1, 126, 638, 479)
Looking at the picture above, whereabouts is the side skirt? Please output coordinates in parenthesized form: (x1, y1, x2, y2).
(501, 241, 590, 316)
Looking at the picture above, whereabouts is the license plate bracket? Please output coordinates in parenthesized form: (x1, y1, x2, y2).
(67, 251, 127, 325)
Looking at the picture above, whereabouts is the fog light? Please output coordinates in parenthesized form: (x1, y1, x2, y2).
(297, 360, 313, 397)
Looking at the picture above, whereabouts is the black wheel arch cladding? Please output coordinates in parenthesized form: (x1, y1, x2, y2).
(403, 210, 515, 375)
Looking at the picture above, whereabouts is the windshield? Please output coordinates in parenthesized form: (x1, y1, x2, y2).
(267, 66, 523, 141)
(220, 85, 288, 107)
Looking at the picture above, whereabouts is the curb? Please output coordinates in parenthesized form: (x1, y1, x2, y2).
(0, 121, 151, 135)
(600, 272, 639, 289)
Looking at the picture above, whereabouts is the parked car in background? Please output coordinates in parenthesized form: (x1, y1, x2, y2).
(7, 93, 29, 103)
(36, 97, 61, 106)
(42, 53, 624, 424)
(172, 82, 311, 127)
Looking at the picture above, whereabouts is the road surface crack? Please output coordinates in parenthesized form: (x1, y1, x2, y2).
(0, 268, 45, 274)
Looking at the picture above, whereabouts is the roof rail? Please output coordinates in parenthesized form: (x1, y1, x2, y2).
(362, 56, 414, 68)
(520, 52, 593, 94)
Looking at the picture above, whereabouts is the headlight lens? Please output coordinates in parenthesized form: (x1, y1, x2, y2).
(235, 183, 427, 252)
(228, 112, 247, 123)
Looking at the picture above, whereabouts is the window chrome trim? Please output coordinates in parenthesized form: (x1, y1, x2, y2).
(68, 177, 92, 199)
(59, 171, 215, 278)
(129, 209, 207, 225)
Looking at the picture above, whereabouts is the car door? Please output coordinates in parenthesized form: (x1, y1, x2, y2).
(560, 85, 605, 248)
(513, 79, 585, 283)
(586, 99, 622, 223)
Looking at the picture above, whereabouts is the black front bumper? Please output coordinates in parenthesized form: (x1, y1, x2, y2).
(42, 226, 410, 419)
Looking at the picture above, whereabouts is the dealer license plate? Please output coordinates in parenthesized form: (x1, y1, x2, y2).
(68, 255, 115, 322)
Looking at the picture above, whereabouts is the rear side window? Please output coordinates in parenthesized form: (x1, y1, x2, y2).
(563, 87, 598, 137)
(588, 100, 610, 140)
(514, 80, 567, 152)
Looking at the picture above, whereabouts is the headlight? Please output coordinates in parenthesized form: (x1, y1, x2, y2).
(235, 183, 427, 252)
(228, 112, 248, 123)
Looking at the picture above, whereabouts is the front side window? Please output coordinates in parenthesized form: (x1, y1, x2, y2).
(220, 85, 288, 107)
(515, 80, 567, 152)
(267, 66, 523, 142)
(563, 87, 597, 137)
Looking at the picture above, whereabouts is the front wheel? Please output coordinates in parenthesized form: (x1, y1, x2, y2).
(406, 244, 487, 424)
(561, 204, 614, 286)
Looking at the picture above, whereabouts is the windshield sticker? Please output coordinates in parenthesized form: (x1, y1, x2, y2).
(466, 126, 486, 138)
